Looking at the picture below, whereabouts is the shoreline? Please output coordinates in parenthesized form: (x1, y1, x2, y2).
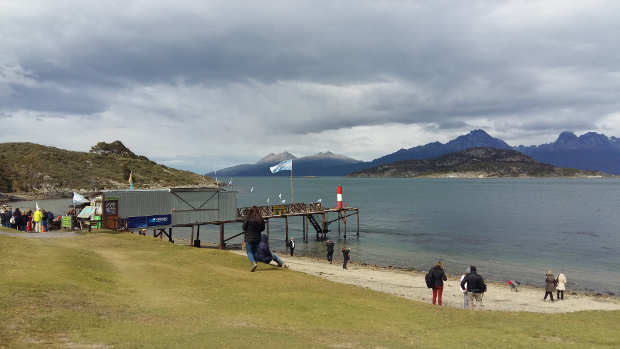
(232, 250, 620, 313)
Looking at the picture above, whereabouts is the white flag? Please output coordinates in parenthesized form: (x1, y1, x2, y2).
(269, 159, 293, 174)
(35, 201, 40, 210)
(72, 192, 89, 205)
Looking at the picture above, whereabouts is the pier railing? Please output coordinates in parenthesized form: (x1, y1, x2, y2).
(237, 202, 324, 218)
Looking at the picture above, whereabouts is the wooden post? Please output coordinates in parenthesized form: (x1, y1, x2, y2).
(285, 216, 289, 244)
(305, 215, 309, 242)
(219, 224, 224, 249)
(356, 210, 360, 237)
(190, 225, 194, 246)
(338, 211, 341, 237)
(301, 216, 305, 242)
(169, 227, 174, 243)
(322, 212, 326, 240)
(344, 211, 347, 240)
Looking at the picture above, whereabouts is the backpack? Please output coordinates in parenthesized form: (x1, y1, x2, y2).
(425, 272, 433, 288)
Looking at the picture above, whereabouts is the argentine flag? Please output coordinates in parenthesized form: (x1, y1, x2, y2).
(269, 159, 293, 174)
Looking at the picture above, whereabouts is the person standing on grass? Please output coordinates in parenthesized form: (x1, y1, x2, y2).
(459, 267, 470, 309)
(428, 261, 448, 306)
(242, 206, 265, 272)
(461, 266, 487, 310)
(544, 270, 556, 302)
(0, 207, 6, 227)
(12, 208, 21, 230)
(33, 208, 43, 233)
(341, 247, 351, 269)
(326, 240, 335, 263)
(556, 272, 567, 300)
(288, 238, 295, 256)
(255, 234, 287, 268)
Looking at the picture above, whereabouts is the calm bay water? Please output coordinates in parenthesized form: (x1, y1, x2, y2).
(13, 177, 620, 295)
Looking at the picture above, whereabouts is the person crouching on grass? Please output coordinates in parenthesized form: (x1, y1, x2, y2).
(428, 261, 448, 306)
(255, 234, 287, 268)
(242, 206, 265, 272)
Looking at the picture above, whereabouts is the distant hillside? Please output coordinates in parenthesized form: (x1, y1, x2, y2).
(349, 147, 605, 178)
(211, 151, 363, 176)
(0, 141, 214, 193)
(516, 131, 620, 174)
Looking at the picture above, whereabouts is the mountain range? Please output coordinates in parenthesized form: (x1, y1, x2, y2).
(349, 147, 604, 178)
(213, 129, 620, 176)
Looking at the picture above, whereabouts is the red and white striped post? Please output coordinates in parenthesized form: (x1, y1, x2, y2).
(337, 185, 343, 209)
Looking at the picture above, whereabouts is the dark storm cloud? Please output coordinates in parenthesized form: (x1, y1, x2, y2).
(2, 0, 620, 168)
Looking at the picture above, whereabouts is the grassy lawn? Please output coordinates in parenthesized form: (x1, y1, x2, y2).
(0, 232, 619, 348)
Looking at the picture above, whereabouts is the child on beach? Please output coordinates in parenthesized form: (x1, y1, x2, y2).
(556, 272, 567, 300)
(544, 270, 556, 302)
(341, 247, 351, 269)
(460, 267, 470, 308)
(288, 238, 295, 256)
(326, 240, 335, 263)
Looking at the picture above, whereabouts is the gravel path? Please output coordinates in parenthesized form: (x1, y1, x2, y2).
(0, 230, 79, 238)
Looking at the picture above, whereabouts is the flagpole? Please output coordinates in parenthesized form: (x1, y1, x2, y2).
(290, 161, 294, 204)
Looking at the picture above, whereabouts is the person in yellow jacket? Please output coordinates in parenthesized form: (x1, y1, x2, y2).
(33, 209, 43, 233)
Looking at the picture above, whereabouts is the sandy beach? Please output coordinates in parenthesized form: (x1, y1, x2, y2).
(233, 251, 620, 313)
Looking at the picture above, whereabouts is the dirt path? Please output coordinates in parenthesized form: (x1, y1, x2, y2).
(0, 230, 79, 238)
(232, 251, 620, 313)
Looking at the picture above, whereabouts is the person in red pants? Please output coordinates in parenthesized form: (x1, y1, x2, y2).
(428, 261, 448, 305)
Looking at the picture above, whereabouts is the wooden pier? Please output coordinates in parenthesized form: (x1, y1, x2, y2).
(171, 202, 359, 249)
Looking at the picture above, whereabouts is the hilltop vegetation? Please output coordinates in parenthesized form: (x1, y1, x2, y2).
(0, 141, 214, 193)
(350, 147, 606, 178)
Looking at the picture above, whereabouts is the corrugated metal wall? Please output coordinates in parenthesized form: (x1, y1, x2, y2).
(218, 191, 237, 221)
(107, 190, 171, 217)
(104, 189, 238, 226)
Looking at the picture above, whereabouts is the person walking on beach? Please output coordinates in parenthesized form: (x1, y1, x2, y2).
(460, 267, 470, 309)
(288, 238, 295, 256)
(326, 240, 335, 263)
(428, 261, 448, 306)
(461, 266, 487, 310)
(341, 247, 351, 269)
(242, 206, 265, 272)
(544, 270, 556, 302)
(255, 234, 287, 268)
(556, 272, 567, 300)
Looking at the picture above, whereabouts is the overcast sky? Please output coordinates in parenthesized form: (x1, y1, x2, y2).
(2, 0, 620, 172)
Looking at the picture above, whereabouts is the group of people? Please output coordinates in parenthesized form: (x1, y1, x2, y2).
(544, 270, 567, 302)
(0, 206, 55, 232)
(426, 262, 487, 310)
(287, 238, 349, 269)
(243, 206, 353, 272)
(427, 262, 570, 309)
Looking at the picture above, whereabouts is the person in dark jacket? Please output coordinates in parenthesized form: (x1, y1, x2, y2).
(326, 240, 335, 263)
(255, 234, 286, 267)
(288, 238, 295, 256)
(242, 206, 265, 272)
(13, 208, 22, 230)
(341, 247, 351, 269)
(544, 270, 556, 302)
(460, 266, 487, 310)
(428, 261, 448, 306)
